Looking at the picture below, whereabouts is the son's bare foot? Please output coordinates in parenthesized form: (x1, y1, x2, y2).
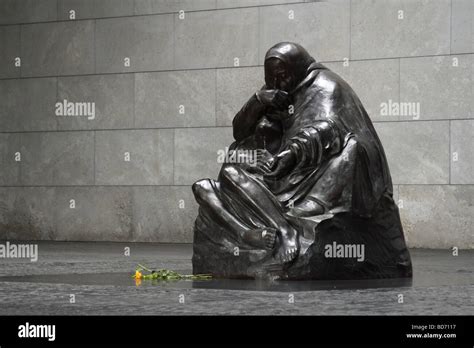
(275, 235, 299, 263)
(242, 228, 277, 250)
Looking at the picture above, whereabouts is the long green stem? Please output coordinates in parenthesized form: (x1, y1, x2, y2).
(137, 263, 153, 272)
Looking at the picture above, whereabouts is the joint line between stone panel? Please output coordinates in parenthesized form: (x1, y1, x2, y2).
(449, 120, 451, 184)
(133, 73, 136, 128)
(172, 129, 175, 186)
(349, 0, 352, 61)
(173, 12, 176, 71)
(93, 130, 96, 185)
(94, 19, 97, 74)
(55, 77, 59, 131)
(214, 69, 217, 127)
(3, 53, 474, 82)
(450, 0, 452, 55)
(257, 6, 261, 65)
(19, 24, 23, 78)
(18, 133, 23, 185)
(398, 57, 401, 122)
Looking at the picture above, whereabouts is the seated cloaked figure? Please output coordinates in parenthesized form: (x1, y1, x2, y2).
(192, 42, 412, 280)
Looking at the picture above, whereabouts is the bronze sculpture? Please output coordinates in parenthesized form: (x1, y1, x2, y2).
(192, 42, 412, 280)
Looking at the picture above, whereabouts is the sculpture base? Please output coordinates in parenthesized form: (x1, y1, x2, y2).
(192, 195, 413, 280)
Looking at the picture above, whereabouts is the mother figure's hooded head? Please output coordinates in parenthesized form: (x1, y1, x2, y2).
(264, 42, 316, 93)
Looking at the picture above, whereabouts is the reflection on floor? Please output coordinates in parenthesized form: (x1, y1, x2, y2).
(0, 241, 472, 315)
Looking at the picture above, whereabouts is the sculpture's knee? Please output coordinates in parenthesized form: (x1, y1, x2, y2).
(290, 198, 325, 217)
(221, 165, 245, 185)
(192, 179, 213, 203)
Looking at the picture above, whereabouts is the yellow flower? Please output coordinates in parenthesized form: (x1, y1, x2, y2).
(134, 270, 143, 279)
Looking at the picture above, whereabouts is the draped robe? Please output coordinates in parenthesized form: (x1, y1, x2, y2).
(192, 61, 412, 280)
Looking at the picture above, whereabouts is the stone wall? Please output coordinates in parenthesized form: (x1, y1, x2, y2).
(0, 0, 472, 248)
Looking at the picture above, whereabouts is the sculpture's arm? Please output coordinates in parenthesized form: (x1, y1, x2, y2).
(290, 120, 343, 167)
(265, 120, 343, 180)
(290, 121, 342, 167)
(232, 89, 268, 142)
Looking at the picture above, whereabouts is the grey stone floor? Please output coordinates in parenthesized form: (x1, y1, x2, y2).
(0, 241, 472, 315)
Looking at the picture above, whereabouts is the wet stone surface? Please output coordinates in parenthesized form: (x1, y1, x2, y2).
(0, 242, 472, 315)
